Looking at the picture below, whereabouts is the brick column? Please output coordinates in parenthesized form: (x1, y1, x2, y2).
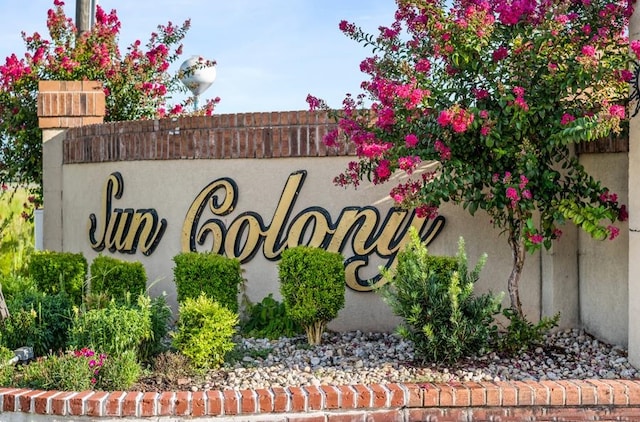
(37, 81, 105, 251)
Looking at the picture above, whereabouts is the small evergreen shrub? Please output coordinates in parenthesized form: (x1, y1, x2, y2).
(278, 246, 345, 345)
(89, 255, 147, 301)
(172, 293, 238, 369)
(173, 252, 243, 312)
(29, 251, 87, 307)
(379, 228, 502, 363)
(68, 295, 152, 358)
(2, 290, 73, 356)
(496, 308, 560, 354)
(241, 293, 304, 340)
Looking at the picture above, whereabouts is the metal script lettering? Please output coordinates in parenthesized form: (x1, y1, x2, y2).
(88, 172, 167, 256)
(182, 170, 445, 291)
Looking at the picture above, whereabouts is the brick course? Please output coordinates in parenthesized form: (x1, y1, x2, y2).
(2, 380, 640, 420)
(60, 111, 344, 164)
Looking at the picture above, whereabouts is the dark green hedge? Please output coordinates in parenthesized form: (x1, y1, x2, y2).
(173, 252, 243, 312)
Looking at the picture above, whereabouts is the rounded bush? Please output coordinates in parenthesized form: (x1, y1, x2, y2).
(278, 246, 345, 345)
(172, 294, 238, 369)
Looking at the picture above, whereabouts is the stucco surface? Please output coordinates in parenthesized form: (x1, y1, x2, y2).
(61, 156, 541, 331)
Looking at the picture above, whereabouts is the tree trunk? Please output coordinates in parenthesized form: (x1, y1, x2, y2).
(506, 222, 526, 318)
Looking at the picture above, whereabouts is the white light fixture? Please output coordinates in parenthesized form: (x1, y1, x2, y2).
(179, 55, 217, 111)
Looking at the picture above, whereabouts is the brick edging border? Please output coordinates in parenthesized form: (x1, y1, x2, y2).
(2, 380, 640, 420)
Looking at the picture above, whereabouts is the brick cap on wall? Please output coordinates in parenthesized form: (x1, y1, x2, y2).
(1, 379, 640, 420)
(37, 80, 105, 129)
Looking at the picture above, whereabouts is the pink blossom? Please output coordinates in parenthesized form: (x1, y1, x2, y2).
(561, 113, 575, 125)
(608, 225, 620, 240)
(323, 129, 339, 147)
(434, 140, 451, 161)
(581, 45, 596, 57)
(522, 189, 532, 199)
(376, 107, 396, 129)
(415, 204, 438, 219)
(512, 86, 525, 97)
(415, 59, 431, 73)
(398, 155, 421, 173)
(480, 126, 491, 136)
(518, 174, 528, 189)
(514, 97, 529, 111)
(405, 133, 419, 148)
(632, 40, 640, 60)
(503, 172, 512, 183)
(528, 233, 544, 244)
(619, 205, 629, 222)
(492, 46, 508, 62)
(506, 187, 519, 201)
(339, 20, 357, 35)
(553, 228, 563, 239)
(617, 69, 633, 82)
(479, 110, 489, 119)
(437, 110, 453, 127)
(359, 142, 393, 159)
(609, 105, 625, 119)
(306, 94, 322, 111)
(374, 160, 391, 183)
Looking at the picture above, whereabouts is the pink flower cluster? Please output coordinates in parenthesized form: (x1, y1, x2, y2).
(398, 155, 421, 173)
(334, 161, 362, 188)
(511, 86, 529, 111)
(73, 348, 107, 384)
(527, 233, 544, 244)
(561, 113, 575, 125)
(504, 173, 532, 208)
(434, 139, 451, 161)
(437, 107, 474, 133)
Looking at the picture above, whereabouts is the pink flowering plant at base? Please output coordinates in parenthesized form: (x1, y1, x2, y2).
(0, 0, 219, 206)
(309, 0, 631, 318)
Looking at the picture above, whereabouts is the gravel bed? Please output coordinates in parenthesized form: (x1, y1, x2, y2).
(135, 329, 638, 392)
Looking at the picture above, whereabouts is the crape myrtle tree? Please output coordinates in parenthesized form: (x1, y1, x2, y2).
(0, 0, 219, 204)
(308, 0, 632, 318)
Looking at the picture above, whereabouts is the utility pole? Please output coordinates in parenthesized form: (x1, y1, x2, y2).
(75, 0, 92, 35)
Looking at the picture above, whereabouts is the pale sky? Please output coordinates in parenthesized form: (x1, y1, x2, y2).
(0, 0, 397, 114)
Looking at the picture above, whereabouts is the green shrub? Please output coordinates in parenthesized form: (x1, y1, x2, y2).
(496, 308, 560, 354)
(15, 351, 96, 391)
(0, 188, 34, 277)
(173, 252, 243, 312)
(172, 293, 237, 369)
(278, 246, 345, 345)
(89, 255, 147, 301)
(0, 346, 15, 386)
(139, 293, 173, 363)
(29, 251, 87, 307)
(68, 295, 152, 358)
(2, 290, 73, 356)
(0, 273, 37, 298)
(379, 228, 502, 363)
(241, 293, 304, 340)
(96, 350, 141, 391)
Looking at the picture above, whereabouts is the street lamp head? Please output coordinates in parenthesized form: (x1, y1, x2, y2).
(179, 55, 217, 97)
